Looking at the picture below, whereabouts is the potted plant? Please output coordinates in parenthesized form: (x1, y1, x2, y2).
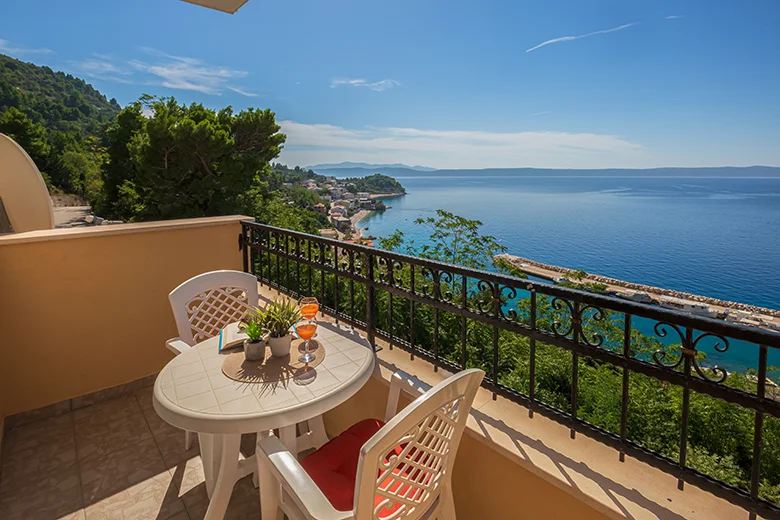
(240, 307, 267, 362)
(263, 298, 301, 358)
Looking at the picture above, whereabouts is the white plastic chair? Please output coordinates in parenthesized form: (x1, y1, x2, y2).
(167, 269, 260, 354)
(256, 368, 485, 520)
(167, 270, 260, 450)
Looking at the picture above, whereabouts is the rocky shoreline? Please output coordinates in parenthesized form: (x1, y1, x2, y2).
(496, 253, 780, 319)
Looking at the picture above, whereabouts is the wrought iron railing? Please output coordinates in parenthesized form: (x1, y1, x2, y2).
(239, 221, 780, 517)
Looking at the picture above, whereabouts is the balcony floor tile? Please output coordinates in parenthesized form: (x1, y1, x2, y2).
(0, 390, 265, 520)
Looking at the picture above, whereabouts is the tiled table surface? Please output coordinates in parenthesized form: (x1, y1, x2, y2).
(154, 321, 374, 433)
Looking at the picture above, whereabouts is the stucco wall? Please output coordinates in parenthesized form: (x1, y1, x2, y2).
(323, 375, 609, 520)
(0, 216, 249, 417)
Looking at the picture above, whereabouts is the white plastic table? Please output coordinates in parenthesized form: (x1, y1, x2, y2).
(153, 321, 375, 520)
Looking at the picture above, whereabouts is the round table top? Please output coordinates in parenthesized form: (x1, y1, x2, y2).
(153, 322, 375, 434)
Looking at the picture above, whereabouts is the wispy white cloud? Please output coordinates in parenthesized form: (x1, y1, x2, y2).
(529, 111, 550, 117)
(129, 48, 250, 95)
(277, 121, 647, 169)
(0, 38, 52, 57)
(70, 55, 134, 84)
(666, 15, 683, 20)
(227, 86, 259, 97)
(72, 48, 257, 95)
(331, 78, 400, 92)
(525, 23, 637, 53)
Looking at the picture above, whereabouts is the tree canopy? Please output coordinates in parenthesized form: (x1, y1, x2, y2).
(98, 96, 285, 221)
(343, 173, 406, 194)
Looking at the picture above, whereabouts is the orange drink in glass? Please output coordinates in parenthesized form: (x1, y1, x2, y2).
(297, 322, 317, 341)
(300, 297, 319, 320)
(298, 319, 318, 364)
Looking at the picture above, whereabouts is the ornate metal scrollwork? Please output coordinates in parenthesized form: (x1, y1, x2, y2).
(418, 268, 456, 303)
(579, 305, 605, 347)
(499, 285, 518, 321)
(551, 297, 575, 338)
(652, 322, 730, 383)
(377, 257, 405, 288)
(550, 298, 605, 347)
(475, 279, 496, 314)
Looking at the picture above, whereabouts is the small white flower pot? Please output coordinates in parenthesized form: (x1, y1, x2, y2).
(268, 335, 293, 358)
(244, 339, 265, 362)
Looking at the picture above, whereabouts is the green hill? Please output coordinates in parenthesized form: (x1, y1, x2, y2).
(0, 53, 120, 198)
(0, 53, 120, 135)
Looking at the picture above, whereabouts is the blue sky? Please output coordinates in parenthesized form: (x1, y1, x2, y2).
(1, 0, 779, 169)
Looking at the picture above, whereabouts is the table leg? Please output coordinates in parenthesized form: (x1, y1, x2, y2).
(204, 434, 241, 520)
(280, 425, 297, 454)
(199, 433, 223, 499)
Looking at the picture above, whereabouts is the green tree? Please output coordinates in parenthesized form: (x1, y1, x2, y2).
(380, 209, 506, 270)
(99, 96, 286, 221)
(0, 106, 50, 169)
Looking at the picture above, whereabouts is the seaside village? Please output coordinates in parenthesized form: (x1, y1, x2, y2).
(285, 176, 386, 246)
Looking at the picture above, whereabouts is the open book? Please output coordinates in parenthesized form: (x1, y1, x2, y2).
(218, 322, 249, 352)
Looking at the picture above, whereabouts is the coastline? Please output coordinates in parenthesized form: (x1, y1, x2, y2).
(351, 209, 372, 227)
(496, 253, 780, 320)
(350, 209, 372, 239)
(369, 192, 405, 199)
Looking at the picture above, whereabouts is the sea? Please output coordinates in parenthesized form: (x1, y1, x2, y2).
(357, 173, 780, 373)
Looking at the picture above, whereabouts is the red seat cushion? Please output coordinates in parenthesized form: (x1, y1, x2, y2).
(301, 418, 432, 516)
(301, 418, 386, 512)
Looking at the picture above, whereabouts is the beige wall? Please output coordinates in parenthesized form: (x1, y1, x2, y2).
(0, 216, 249, 417)
(323, 376, 609, 520)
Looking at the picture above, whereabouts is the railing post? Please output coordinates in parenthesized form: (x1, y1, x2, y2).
(239, 224, 248, 273)
(365, 251, 376, 350)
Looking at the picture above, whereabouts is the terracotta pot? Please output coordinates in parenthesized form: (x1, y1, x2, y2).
(268, 335, 293, 358)
(243, 339, 265, 362)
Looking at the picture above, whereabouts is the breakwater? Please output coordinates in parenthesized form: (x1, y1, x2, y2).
(496, 253, 780, 319)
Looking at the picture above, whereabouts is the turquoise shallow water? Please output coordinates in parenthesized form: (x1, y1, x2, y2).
(359, 174, 780, 373)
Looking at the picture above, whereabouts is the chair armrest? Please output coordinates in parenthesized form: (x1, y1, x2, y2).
(256, 436, 353, 520)
(384, 370, 431, 423)
(165, 337, 190, 356)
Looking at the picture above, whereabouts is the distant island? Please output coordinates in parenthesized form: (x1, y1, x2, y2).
(308, 164, 780, 178)
(307, 161, 435, 172)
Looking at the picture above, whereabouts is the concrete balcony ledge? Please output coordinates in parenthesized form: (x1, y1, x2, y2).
(0, 215, 253, 245)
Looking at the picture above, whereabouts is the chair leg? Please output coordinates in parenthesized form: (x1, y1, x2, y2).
(439, 486, 457, 519)
(184, 430, 195, 451)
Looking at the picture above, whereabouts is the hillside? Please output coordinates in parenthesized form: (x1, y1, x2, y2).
(0, 53, 121, 198)
(0, 53, 120, 136)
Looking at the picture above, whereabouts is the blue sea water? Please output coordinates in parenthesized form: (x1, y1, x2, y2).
(359, 175, 780, 373)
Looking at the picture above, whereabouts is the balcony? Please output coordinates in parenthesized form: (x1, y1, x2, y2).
(0, 216, 778, 519)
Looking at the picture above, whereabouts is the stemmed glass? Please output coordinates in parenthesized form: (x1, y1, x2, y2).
(298, 297, 319, 364)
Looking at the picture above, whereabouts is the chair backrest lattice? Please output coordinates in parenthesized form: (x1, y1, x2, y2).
(169, 270, 259, 346)
(354, 369, 483, 520)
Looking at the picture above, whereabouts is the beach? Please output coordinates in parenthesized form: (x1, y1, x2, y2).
(349, 209, 372, 239)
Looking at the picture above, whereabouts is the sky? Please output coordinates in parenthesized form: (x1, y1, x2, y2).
(1, 0, 779, 170)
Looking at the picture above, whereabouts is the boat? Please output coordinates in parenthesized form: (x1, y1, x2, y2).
(658, 295, 718, 318)
(616, 290, 654, 304)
